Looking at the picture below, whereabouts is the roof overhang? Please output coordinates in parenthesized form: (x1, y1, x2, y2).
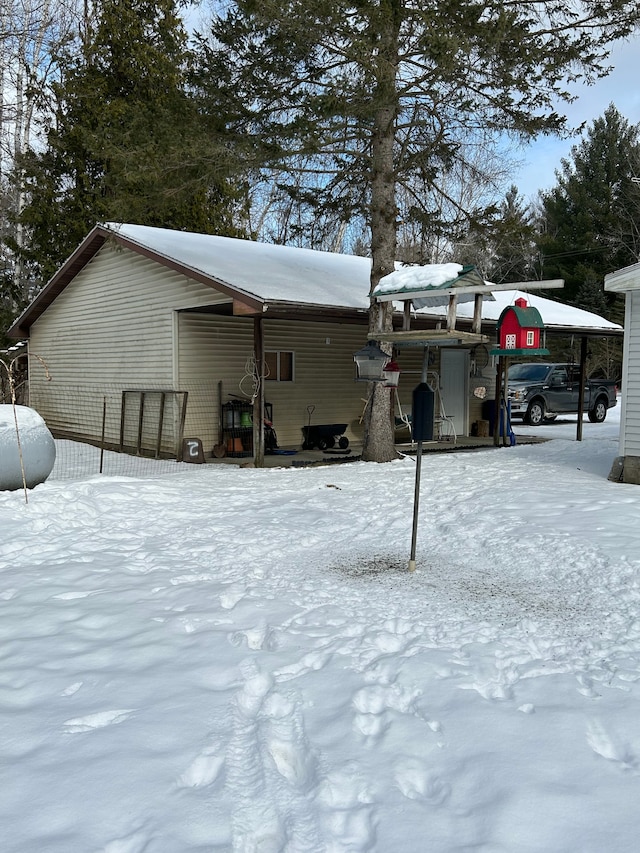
(178, 300, 370, 325)
(604, 262, 640, 293)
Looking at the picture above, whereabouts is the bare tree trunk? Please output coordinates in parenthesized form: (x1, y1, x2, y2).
(362, 3, 400, 463)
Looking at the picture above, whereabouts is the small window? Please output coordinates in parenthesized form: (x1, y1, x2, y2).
(265, 351, 294, 382)
(526, 330, 535, 346)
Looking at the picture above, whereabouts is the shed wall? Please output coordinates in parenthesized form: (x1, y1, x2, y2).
(28, 244, 228, 453)
(177, 313, 376, 450)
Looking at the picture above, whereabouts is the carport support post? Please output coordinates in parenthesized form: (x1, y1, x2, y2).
(409, 347, 429, 572)
(253, 316, 265, 467)
(576, 335, 588, 442)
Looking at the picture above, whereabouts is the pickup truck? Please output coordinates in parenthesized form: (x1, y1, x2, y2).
(507, 362, 618, 425)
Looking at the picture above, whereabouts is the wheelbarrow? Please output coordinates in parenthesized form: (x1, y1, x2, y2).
(302, 423, 349, 451)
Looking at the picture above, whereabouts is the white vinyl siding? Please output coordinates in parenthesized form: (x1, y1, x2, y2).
(28, 244, 229, 453)
(621, 289, 640, 456)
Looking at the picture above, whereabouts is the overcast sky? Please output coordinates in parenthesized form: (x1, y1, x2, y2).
(512, 35, 640, 200)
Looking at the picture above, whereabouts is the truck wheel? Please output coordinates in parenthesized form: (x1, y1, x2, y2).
(525, 399, 545, 426)
(588, 398, 607, 423)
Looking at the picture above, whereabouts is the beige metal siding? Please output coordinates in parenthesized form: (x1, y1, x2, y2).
(264, 320, 368, 448)
(177, 313, 255, 449)
(26, 239, 483, 455)
(28, 244, 228, 452)
(178, 314, 371, 450)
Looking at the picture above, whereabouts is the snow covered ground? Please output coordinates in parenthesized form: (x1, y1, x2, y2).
(2, 403, 640, 852)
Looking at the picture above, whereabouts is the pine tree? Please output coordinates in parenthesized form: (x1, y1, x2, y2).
(15, 0, 241, 283)
(481, 186, 539, 284)
(538, 105, 640, 315)
(196, 1, 640, 461)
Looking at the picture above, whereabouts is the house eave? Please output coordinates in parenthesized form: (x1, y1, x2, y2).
(8, 226, 109, 338)
(604, 262, 640, 293)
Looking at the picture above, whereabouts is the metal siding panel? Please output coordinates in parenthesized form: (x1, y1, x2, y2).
(176, 316, 370, 449)
(28, 244, 229, 451)
(264, 320, 367, 447)
(621, 291, 640, 455)
(178, 313, 255, 449)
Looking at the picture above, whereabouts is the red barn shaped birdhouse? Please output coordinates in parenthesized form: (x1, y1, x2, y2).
(490, 297, 549, 356)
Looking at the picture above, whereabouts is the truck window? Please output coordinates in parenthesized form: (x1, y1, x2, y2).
(508, 363, 552, 382)
(550, 368, 567, 385)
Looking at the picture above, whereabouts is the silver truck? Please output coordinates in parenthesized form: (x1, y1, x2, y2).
(507, 362, 618, 425)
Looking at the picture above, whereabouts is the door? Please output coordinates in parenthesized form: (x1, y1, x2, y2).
(545, 365, 576, 413)
(440, 349, 469, 437)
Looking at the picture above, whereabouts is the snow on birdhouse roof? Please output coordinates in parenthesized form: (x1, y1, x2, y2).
(373, 263, 493, 306)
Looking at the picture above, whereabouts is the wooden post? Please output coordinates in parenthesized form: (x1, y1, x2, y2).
(472, 293, 483, 334)
(403, 301, 412, 331)
(253, 316, 265, 467)
(446, 294, 457, 331)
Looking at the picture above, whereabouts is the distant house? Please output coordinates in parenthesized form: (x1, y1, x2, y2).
(605, 263, 640, 483)
(8, 223, 623, 459)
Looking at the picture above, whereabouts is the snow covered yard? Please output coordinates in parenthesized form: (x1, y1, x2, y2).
(2, 406, 640, 852)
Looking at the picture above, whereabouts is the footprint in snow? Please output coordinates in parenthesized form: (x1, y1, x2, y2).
(225, 661, 323, 850)
(586, 719, 640, 772)
(220, 585, 246, 610)
(0, 589, 17, 600)
(229, 620, 279, 651)
(393, 758, 451, 804)
(177, 744, 225, 789)
(63, 709, 135, 733)
(352, 682, 422, 745)
(99, 828, 148, 853)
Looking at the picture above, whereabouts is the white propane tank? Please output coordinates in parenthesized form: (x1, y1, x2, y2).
(0, 405, 56, 491)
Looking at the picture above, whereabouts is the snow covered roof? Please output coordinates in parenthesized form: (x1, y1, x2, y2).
(7, 223, 623, 338)
(107, 223, 373, 310)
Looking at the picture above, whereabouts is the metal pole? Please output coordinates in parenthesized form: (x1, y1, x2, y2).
(99, 396, 106, 474)
(408, 347, 430, 572)
(576, 336, 588, 441)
